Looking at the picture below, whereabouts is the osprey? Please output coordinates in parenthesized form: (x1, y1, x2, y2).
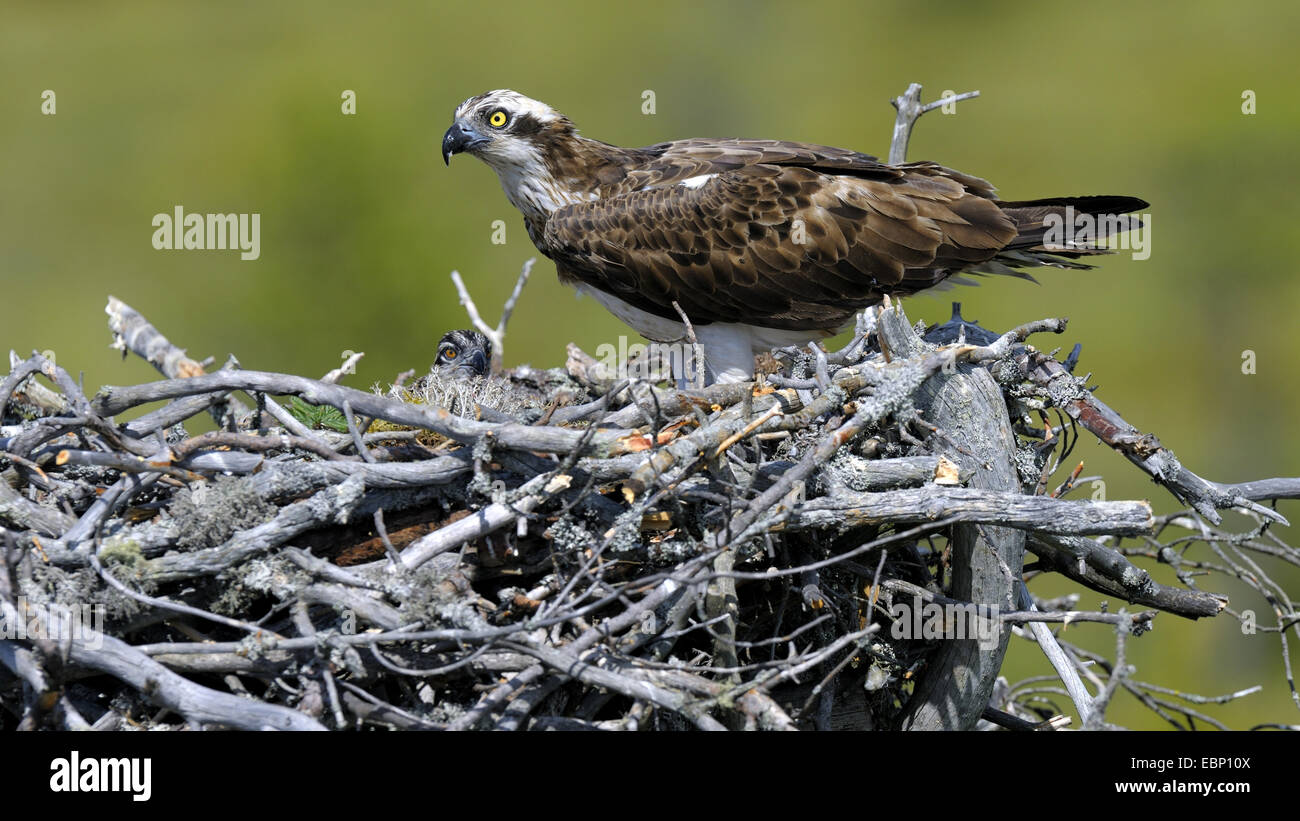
(442, 90, 1146, 383)
(433, 329, 491, 379)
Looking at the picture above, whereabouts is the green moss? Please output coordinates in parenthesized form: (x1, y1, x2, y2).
(98, 536, 145, 571)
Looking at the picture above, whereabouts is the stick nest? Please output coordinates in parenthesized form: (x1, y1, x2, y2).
(1, 295, 1295, 732)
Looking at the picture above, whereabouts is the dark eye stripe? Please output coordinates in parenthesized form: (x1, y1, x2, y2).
(509, 113, 544, 136)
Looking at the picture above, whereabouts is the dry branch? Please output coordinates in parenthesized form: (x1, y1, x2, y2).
(3, 288, 1294, 732)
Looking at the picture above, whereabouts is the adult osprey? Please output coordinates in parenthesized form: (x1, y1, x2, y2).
(442, 90, 1145, 383)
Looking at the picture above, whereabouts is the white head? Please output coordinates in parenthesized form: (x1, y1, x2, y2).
(442, 90, 591, 217)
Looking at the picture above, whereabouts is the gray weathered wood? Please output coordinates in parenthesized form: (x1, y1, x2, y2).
(878, 304, 1027, 731)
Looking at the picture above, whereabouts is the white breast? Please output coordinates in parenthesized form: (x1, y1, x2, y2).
(573, 284, 834, 384)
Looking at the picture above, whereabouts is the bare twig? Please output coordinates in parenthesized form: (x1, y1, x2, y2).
(889, 83, 980, 165)
(450, 258, 535, 373)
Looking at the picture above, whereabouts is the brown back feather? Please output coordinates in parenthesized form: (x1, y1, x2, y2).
(538, 137, 1139, 331)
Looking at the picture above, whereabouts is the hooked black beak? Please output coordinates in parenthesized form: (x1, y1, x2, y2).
(458, 348, 489, 377)
(442, 121, 486, 166)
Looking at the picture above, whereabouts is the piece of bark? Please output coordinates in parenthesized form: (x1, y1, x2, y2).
(877, 304, 1027, 731)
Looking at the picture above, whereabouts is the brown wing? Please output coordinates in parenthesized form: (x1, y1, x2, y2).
(612, 138, 895, 191)
(543, 144, 1018, 332)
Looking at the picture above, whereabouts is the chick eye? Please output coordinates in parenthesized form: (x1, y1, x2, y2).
(487, 109, 509, 129)
(441, 347, 457, 359)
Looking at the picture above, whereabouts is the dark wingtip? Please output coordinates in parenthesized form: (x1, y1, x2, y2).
(1000, 195, 1149, 214)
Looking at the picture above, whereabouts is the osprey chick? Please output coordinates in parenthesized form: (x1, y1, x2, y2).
(443, 90, 1146, 383)
(434, 329, 491, 379)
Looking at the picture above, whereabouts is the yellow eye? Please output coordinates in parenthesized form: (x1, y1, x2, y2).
(488, 109, 508, 128)
(442, 347, 457, 359)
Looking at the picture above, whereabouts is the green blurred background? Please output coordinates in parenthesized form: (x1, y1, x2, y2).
(2, 0, 1297, 729)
